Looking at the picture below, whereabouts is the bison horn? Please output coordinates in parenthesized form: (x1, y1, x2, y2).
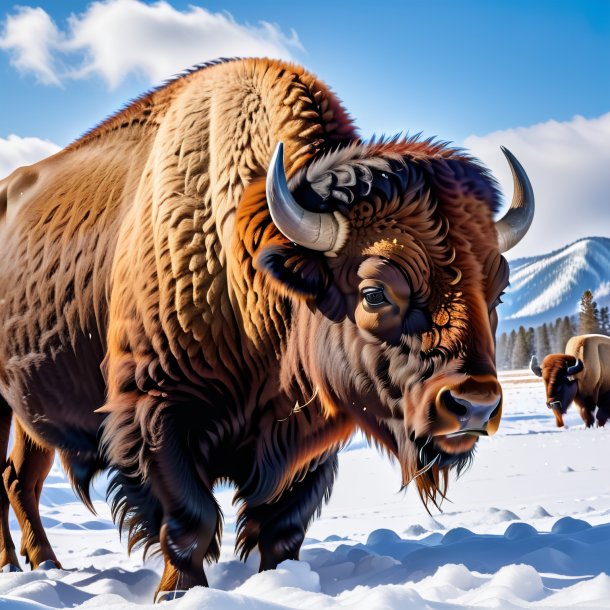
(266, 142, 349, 253)
(566, 358, 584, 377)
(494, 147, 535, 253)
(530, 355, 542, 378)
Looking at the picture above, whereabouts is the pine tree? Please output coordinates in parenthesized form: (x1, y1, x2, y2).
(505, 328, 517, 369)
(599, 306, 610, 335)
(536, 323, 551, 359)
(579, 289, 600, 334)
(496, 332, 508, 369)
(557, 315, 575, 352)
(551, 317, 563, 353)
(527, 327, 535, 356)
(511, 326, 530, 369)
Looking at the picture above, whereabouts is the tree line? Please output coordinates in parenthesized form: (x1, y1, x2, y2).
(496, 290, 610, 370)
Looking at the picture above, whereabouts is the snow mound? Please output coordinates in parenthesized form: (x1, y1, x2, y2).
(479, 507, 521, 524)
(5, 514, 607, 608)
(237, 560, 321, 595)
(504, 522, 538, 540)
(468, 564, 545, 604)
(403, 524, 428, 537)
(551, 517, 592, 534)
(522, 505, 553, 519)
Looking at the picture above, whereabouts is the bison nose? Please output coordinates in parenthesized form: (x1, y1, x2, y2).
(431, 375, 503, 437)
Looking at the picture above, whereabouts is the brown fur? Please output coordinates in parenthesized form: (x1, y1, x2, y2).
(0, 58, 509, 593)
(541, 334, 610, 427)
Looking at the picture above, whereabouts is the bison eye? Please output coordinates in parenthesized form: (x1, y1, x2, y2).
(489, 290, 505, 312)
(362, 286, 389, 307)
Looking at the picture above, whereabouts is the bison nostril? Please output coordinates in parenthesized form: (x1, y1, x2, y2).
(442, 391, 469, 418)
(432, 379, 503, 437)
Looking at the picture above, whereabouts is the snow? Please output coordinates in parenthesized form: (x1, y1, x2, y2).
(2, 371, 610, 608)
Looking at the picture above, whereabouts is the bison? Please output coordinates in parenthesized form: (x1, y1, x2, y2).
(531, 334, 610, 428)
(0, 58, 534, 599)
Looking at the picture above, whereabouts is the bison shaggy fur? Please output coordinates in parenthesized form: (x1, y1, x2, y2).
(0, 58, 515, 596)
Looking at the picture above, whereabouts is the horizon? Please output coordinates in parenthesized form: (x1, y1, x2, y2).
(509, 235, 610, 264)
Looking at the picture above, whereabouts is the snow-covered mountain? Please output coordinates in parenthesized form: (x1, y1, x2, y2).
(498, 236, 610, 333)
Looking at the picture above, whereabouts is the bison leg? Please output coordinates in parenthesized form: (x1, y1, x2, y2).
(155, 512, 213, 594)
(578, 407, 595, 428)
(0, 399, 20, 571)
(596, 392, 610, 427)
(596, 410, 608, 427)
(155, 550, 209, 602)
(104, 401, 221, 600)
(237, 454, 338, 571)
(574, 396, 596, 428)
(2, 419, 60, 569)
(578, 407, 594, 428)
(146, 413, 221, 600)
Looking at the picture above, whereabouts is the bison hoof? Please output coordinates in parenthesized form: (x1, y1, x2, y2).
(155, 590, 187, 603)
(1, 563, 22, 573)
(37, 560, 61, 570)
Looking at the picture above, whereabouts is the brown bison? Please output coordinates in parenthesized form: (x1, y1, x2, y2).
(531, 334, 610, 428)
(0, 58, 534, 598)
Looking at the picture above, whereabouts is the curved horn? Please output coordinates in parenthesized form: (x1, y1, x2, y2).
(495, 147, 535, 253)
(266, 142, 349, 253)
(566, 358, 584, 377)
(530, 355, 542, 378)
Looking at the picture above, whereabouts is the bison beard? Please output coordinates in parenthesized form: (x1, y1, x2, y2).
(0, 57, 533, 598)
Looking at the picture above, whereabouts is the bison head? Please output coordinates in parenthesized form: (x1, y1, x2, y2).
(531, 354, 583, 427)
(238, 138, 533, 506)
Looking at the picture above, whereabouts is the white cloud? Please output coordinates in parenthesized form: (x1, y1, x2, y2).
(0, 135, 61, 178)
(465, 112, 610, 260)
(0, 6, 63, 86)
(0, 0, 302, 89)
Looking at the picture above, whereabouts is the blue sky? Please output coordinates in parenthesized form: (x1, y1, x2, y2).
(2, 0, 609, 144)
(1, 0, 609, 258)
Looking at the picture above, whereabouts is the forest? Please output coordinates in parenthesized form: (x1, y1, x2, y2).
(496, 289, 610, 369)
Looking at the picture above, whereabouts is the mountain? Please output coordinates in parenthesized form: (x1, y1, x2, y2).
(497, 236, 610, 333)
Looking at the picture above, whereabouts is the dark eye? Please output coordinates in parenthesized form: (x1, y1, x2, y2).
(362, 287, 389, 307)
(490, 290, 505, 311)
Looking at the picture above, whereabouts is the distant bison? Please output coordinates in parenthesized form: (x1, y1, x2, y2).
(531, 334, 610, 427)
(0, 58, 534, 599)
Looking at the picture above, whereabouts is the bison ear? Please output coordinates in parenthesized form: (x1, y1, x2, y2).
(255, 242, 329, 300)
(238, 176, 329, 301)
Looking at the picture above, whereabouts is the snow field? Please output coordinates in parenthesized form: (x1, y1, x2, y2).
(1, 370, 610, 609)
